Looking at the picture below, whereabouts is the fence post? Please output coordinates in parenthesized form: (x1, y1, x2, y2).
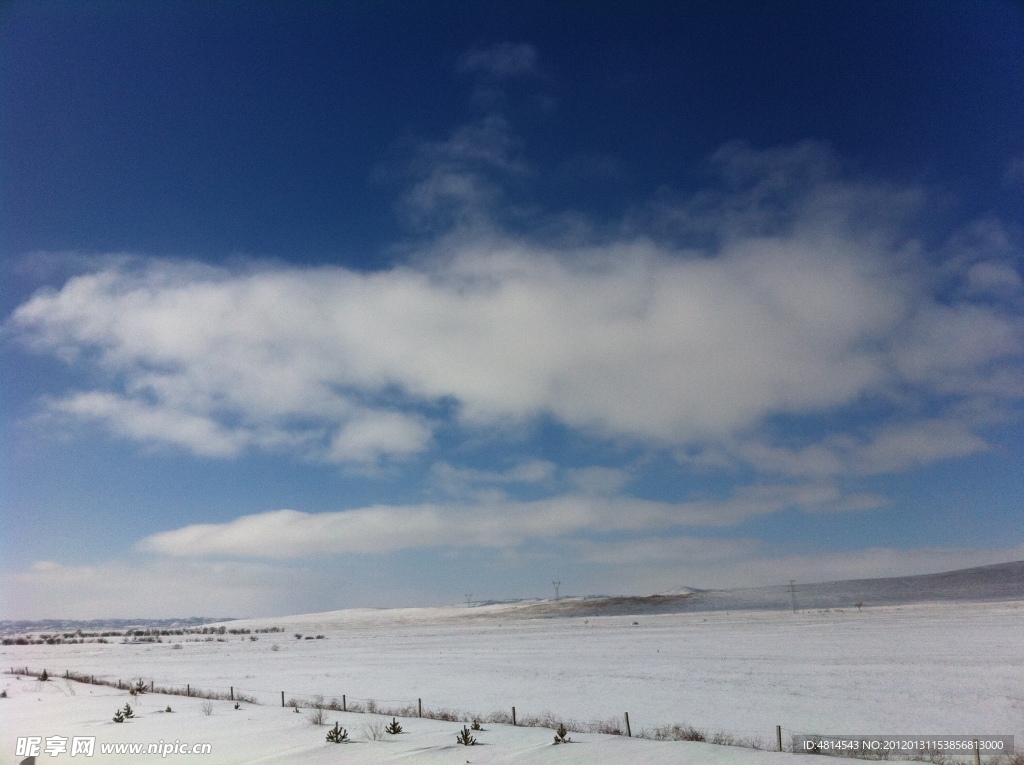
(624, 712, 631, 737)
(342, 694, 346, 712)
(281, 691, 285, 708)
(418, 698, 422, 718)
(512, 706, 516, 726)
(151, 680, 154, 692)
(187, 684, 190, 697)
(776, 725, 783, 752)
(230, 687, 234, 701)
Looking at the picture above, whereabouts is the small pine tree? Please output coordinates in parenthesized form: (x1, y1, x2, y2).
(456, 726, 477, 746)
(39, 669, 49, 681)
(471, 719, 482, 731)
(113, 708, 125, 723)
(325, 722, 348, 743)
(386, 717, 403, 735)
(234, 702, 241, 710)
(123, 703, 134, 719)
(132, 679, 147, 695)
(553, 723, 571, 744)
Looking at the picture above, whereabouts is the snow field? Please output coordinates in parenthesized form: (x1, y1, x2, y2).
(2, 600, 1022, 763)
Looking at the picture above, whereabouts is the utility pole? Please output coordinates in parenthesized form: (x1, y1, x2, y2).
(789, 580, 797, 613)
(552, 581, 561, 602)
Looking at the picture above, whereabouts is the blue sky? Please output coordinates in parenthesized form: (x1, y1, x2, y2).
(2, 1, 1023, 619)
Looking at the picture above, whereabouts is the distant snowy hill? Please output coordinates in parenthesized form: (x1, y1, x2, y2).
(480, 559, 1024, 620)
(217, 560, 1024, 632)
(657, 586, 706, 596)
(681, 559, 1024, 613)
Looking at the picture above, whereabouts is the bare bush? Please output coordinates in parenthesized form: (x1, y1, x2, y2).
(641, 723, 706, 742)
(201, 701, 213, 716)
(307, 707, 326, 725)
(589, 717, 624, 735)
(422, 707, 461, 721)
(362, 720, 387, 741)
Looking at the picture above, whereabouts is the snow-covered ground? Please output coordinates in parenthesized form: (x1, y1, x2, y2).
(3, 600, 1022, 764)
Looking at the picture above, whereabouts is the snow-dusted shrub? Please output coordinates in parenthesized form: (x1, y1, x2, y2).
(456, 726, 477, 746)
(385, 717, 403, 734)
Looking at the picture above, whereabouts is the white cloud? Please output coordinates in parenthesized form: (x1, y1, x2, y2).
(431, 459, 556, 498)
(398, 116, 526, 229)
(137, 481, 878, 560)
(45, 391, 248, 457)
(735, 417, 992, 478)
(567, 466, 631, 495)
(328, 410, 433, 463)
(966, 261, 1024, 299)
(8, 143, 1023, 471)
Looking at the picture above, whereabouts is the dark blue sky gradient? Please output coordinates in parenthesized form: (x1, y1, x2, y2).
(4, 1, 1022, 264)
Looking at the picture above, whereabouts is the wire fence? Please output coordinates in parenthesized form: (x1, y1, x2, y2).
(6, 666, 1018, 764)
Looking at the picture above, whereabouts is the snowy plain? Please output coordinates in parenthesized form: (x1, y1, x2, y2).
(3, 597, 1023, 765)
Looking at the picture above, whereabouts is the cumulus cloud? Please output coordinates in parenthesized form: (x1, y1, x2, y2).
(7, 142, 1024, 475)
